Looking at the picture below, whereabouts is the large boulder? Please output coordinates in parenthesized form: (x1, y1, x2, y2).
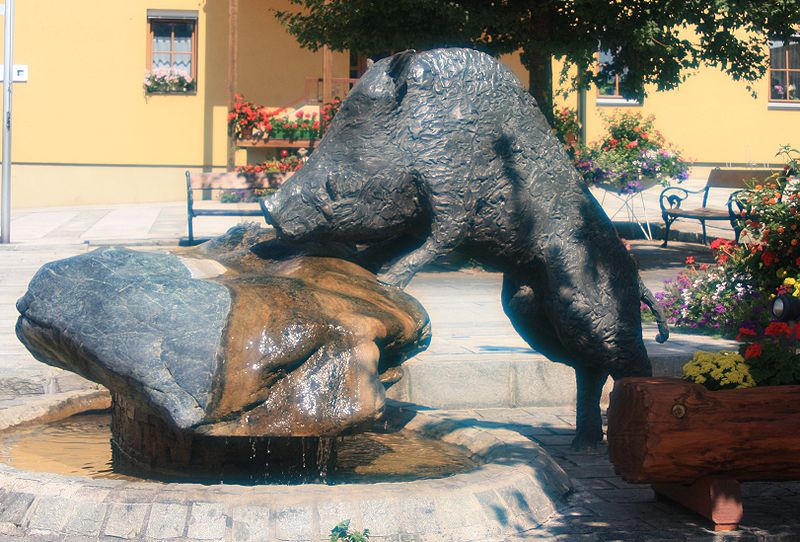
(16, 225, 430, 437)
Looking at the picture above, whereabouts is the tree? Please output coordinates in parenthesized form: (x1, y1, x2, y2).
(275, 0, 800, 125)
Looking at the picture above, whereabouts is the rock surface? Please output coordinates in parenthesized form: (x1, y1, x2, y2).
(16, 225, 430, 437)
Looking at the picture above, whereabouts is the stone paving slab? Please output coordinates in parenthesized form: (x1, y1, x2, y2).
(465, 408, 800, 541)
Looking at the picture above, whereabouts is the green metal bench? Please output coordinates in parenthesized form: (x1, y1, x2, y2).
(659, 168, 774, 247)
(184, 171, 272, 244)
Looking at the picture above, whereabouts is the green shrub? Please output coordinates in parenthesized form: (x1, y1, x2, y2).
(329, 520, 369, 542)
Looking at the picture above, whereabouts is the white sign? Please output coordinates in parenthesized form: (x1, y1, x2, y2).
(0, 65, 27, 82)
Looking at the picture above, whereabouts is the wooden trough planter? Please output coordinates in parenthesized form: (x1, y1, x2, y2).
(607, 377, 800, 531)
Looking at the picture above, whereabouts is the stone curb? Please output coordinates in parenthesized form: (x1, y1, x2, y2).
(387, 325, 738, 410)
(0, 409, 571, 542)
(0, 389, 110, 431)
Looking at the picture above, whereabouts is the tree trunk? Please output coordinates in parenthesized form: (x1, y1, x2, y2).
(524, 47, 553, 127)
(608, 377, 800, 484)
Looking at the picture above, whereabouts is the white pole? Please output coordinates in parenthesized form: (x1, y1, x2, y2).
(0, 0, 14, 244)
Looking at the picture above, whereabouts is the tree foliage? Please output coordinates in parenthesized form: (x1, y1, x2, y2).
(276, 1, 800, 122)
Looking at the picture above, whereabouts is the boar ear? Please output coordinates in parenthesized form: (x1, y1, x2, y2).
(388, 50, 415, 102)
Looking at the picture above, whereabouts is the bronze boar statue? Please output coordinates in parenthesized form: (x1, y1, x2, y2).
(262, 48, 668, 449)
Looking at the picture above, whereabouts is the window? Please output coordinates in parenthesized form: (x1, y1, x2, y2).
(349, 52, 369, 79)
(595, 49, 640, 106)
(145, 10, 197, 93)
(769, 38, 800, 102)
(597, 49, 626, 98)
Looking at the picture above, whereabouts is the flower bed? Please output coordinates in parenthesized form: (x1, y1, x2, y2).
(654, 244, 761, 336)
(654, 146, 800, 338)
(607, 376, 800, 531)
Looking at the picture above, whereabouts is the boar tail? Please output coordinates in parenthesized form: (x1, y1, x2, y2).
(640, 278, 669, 343)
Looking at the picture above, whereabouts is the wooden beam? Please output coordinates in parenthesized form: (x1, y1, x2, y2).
(608, 377, 800, 484)
(322, 46, 333, 104)
(653, 477, 743, 531)
(227, 0, 239, 170)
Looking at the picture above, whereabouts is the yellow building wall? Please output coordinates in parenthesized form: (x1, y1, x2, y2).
(2, 0, 345, 208)
(237, 0, 350, 107)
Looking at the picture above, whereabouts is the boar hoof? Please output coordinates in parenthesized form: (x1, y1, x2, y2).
(570, 430, 605, 452)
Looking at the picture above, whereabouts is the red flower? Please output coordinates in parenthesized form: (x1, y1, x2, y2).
(744, 343, 763, 360)
(685, 256, 695, 265)
(710, 238, 731, 250)
(280, 149, 289, 158)
(765, 321, 792, 338)
(738, 326, 757, 337)
(761, 251, 778, 267)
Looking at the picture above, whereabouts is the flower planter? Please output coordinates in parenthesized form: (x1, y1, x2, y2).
(236, 139, 317, 149)
(595, 176, 662, 194)
(607, 377, 800, 530)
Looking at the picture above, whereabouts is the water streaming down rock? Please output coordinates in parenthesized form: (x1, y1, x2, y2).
(15, 225, 431, 480)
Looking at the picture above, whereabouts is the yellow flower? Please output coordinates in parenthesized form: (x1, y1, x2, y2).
(785, 277, 797, 286)
(682, 350, 755, 390)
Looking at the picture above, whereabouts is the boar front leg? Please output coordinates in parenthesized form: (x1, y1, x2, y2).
(378, 196, 470, 288)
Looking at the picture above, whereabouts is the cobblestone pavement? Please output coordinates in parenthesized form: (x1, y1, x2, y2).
(459, 407, 800, 542)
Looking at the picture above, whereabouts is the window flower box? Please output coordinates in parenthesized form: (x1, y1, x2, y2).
(144, 67, 196, 94)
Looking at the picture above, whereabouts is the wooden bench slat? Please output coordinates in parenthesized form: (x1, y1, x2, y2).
(191, 209, 263, 217)
(187, 172, 275, 190)
(184, 170, 275, 244)
(663, 207, 730, 220)
(706, 168, 774, 188)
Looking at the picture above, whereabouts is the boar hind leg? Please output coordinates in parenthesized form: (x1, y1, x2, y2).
(502, 274, 607, 450)
(573, 366, 607, 450)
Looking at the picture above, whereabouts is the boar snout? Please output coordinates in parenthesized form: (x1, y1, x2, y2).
(260, 186, 335, 241)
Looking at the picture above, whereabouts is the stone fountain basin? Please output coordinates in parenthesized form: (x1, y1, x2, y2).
(0, 406, 571, 541)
